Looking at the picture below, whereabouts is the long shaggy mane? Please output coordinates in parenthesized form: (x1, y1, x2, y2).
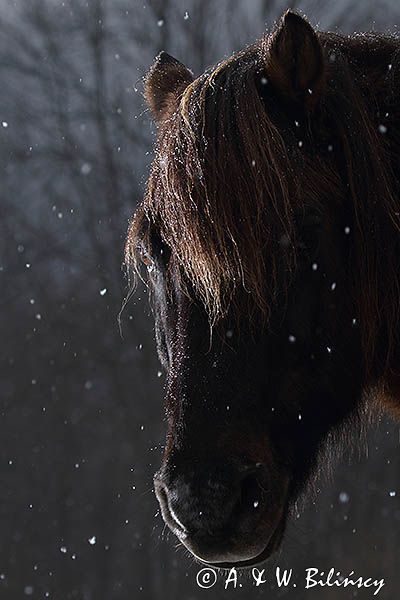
(126, 30, 400, 375)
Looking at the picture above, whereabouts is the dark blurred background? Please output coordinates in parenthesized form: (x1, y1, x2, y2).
(1, 1, 400, 598)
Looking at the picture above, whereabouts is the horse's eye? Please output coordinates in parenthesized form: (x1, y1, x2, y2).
(141, 253, 153, 267)
(137, 247, 154, 268)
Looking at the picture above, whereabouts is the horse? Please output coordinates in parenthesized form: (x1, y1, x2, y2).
(125, 10, 400, 567)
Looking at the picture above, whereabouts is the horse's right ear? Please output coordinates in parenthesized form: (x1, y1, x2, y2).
(144, 52, 194, 122)
(265, 11, 324, 107)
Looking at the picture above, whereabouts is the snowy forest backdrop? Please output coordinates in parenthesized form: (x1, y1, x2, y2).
(1, 0, 400, 598)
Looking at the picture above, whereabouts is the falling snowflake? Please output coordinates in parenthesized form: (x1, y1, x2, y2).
(80, 162, 92, 175)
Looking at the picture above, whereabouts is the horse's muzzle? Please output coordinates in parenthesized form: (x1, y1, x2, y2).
(153, 460, 288, 566)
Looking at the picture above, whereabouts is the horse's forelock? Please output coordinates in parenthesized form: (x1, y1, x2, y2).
(137, 45, 298, 322)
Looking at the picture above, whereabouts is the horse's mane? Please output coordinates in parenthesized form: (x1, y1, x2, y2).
(127, 30, 400, 377)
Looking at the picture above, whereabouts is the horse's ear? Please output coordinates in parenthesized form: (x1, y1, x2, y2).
(265, 11, 324, 107)
(144, 52, 194, 122)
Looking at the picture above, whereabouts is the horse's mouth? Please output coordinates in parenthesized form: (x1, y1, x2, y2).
(195, 515, 286, 569)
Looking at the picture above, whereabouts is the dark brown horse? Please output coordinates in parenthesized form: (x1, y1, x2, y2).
(126, 11, 400, 567)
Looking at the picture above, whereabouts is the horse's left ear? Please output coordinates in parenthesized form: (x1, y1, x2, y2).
(265, 11, 324, 107)
(144, 52, 194, 123)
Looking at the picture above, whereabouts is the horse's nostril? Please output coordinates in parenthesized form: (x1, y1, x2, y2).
(154, 478, 188, 536)
(240, 474, 263, 511)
